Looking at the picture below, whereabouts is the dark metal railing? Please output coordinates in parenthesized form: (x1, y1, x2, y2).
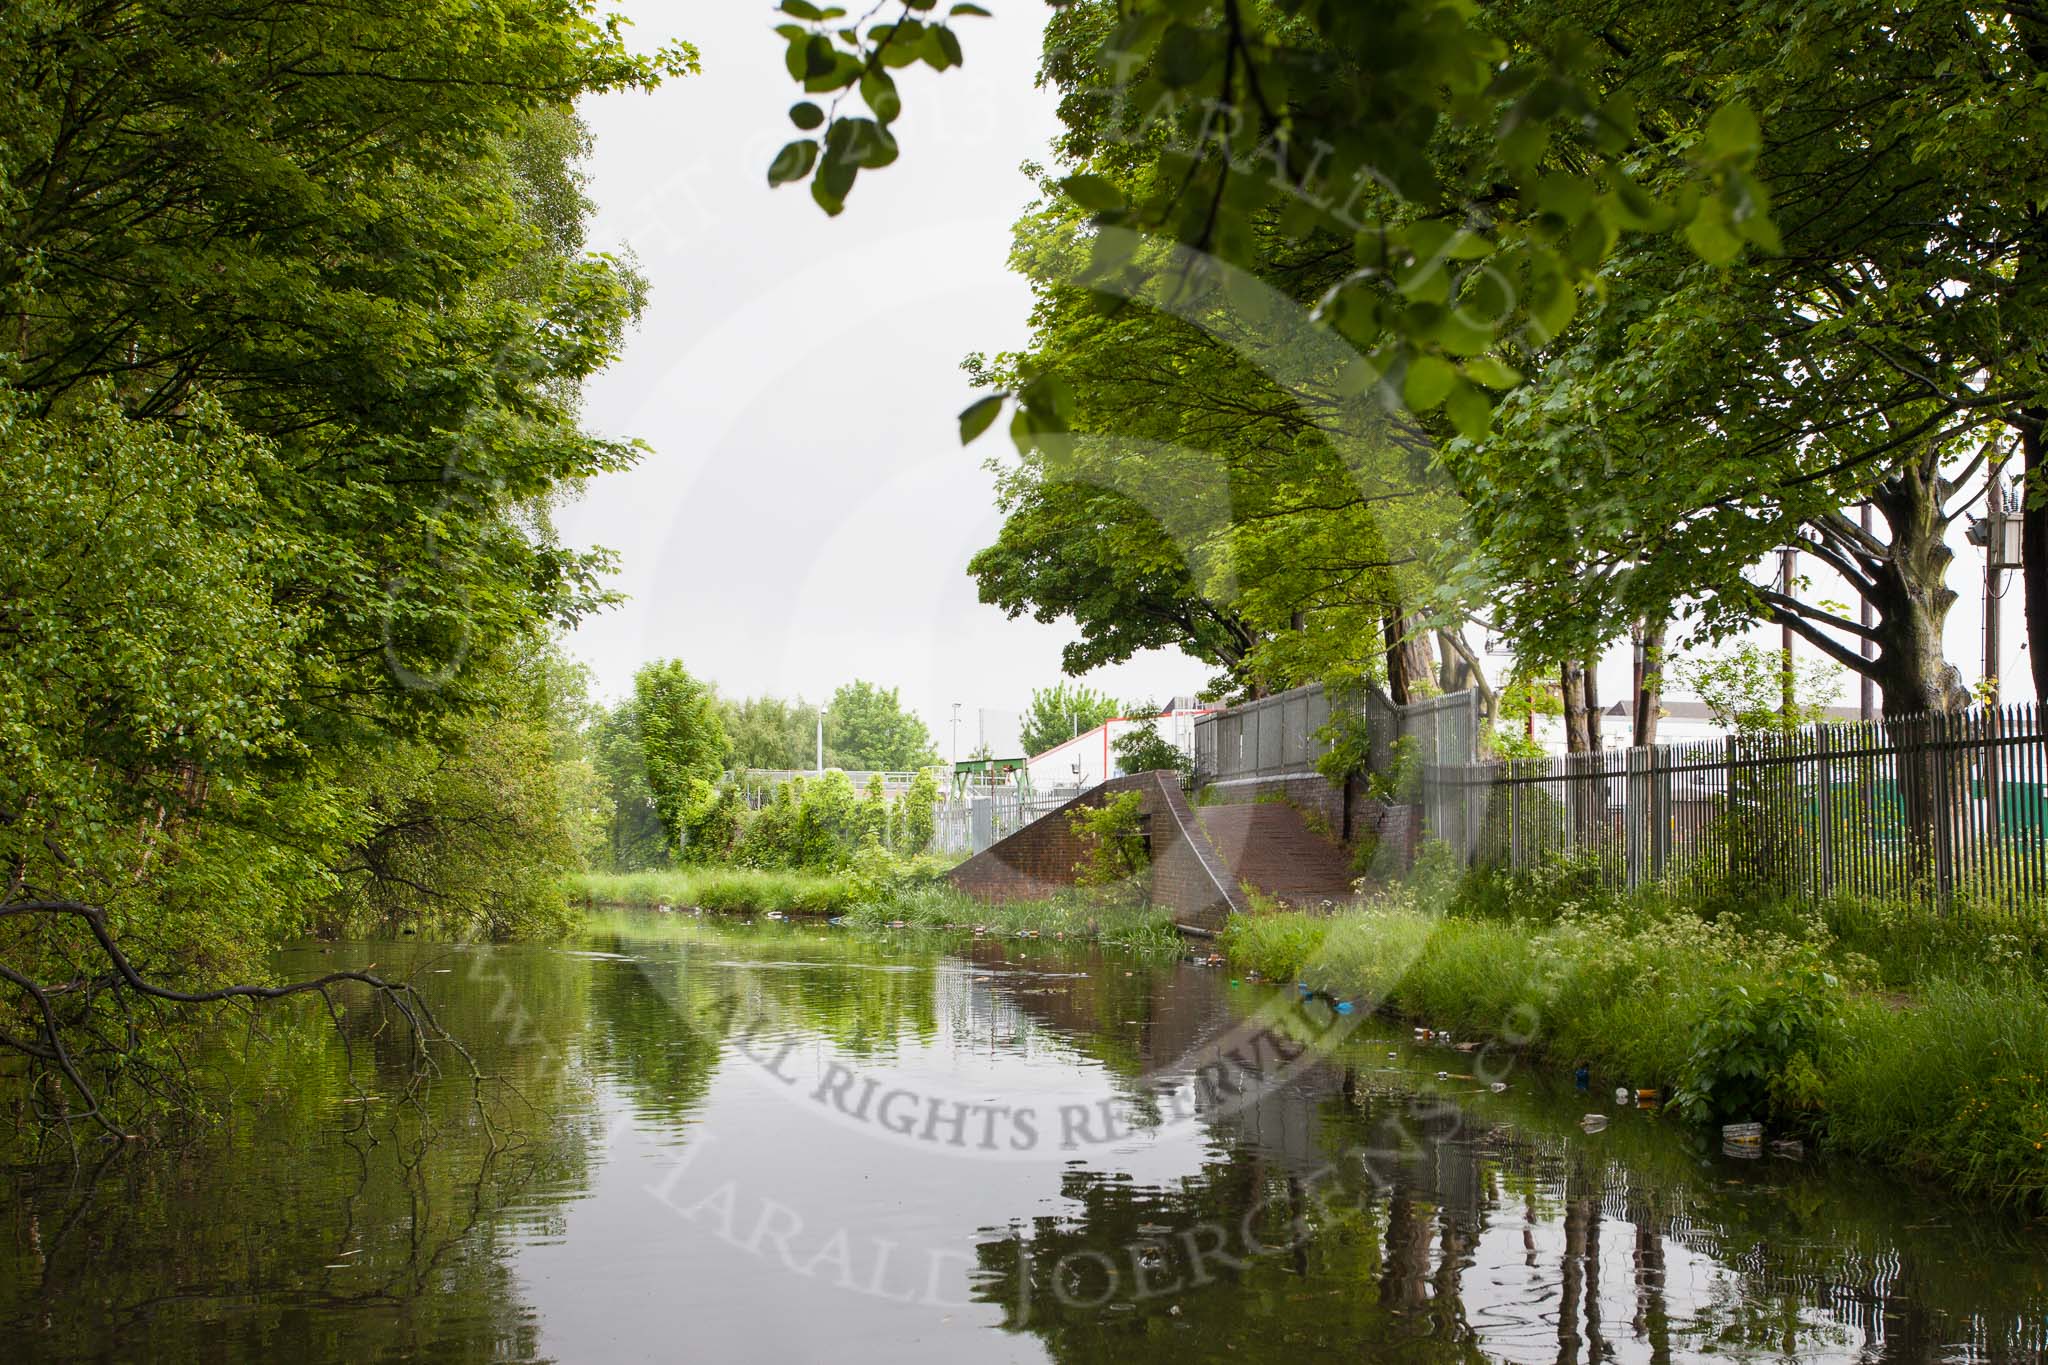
(1423, 704, 2048, 910)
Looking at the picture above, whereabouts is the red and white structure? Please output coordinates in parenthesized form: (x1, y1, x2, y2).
(1021, 697, 1220, 792)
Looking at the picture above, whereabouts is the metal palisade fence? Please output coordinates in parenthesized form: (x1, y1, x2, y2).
(934, 783, 1085, 857)
(1192, 684, 1334, 781)
(1193, 684, 1480, 784)
(1424, 704, 2048, 910)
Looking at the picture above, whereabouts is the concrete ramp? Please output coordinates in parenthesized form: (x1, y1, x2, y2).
(1196, 803, 1356, 907)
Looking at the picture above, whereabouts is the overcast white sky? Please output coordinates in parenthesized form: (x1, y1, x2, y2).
(558, 0, 1205, 754)
(559, 1, 2032, 746)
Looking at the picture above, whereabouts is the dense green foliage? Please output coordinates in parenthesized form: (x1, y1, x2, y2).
(1018, 681, 1124, 757)
(629, 660, 733, 860)
(718, 693, 823, 770)
(1110, 716, 1195, 786)
(1069, 791, 1150, 892)
(580, 670, 944, 876)
(0, 0, 692, 1138)
(822, 679, 939, 770)
(785, 3, 2048, 733)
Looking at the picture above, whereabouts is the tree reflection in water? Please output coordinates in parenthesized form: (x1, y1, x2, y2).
(3, 917, 2045, 1363)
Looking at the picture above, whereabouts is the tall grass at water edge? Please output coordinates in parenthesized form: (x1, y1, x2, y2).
(568, 867, 867, 915)
(1221, 866, 2048, 1209)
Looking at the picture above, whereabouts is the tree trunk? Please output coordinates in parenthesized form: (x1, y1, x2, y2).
(1816, 463, 1972, 886)
(1560, 660, 1590, 753)
(1632, 615, 1668, 748)
(1789, 460, 1967, 720)
(1583, 652, 1602, 751)
(1384, 607, 1411, 705)
(1382, 607, 1435, 705)
(1864, 468, 1969, 718)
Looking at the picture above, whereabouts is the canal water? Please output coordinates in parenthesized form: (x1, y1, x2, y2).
(4, 908, 2045, 1362)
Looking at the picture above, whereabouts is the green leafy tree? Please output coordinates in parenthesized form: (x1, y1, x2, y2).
(633, 661, 732, 860)
(1110, 717, 1192, 787)
(1442, 0, 2048, 719)
(897, 768, 940, 856)
(1671, 645, 1844, 737)
(790, 771, 862, 869)
(0, 0, 693, 1132)
(325, 648, 584, 941)
(763, 0, 1766, 449)
(1018, 682, 1124, 756)
(824, 680, 938, 770)
(959, 18, 1472, 701)
(590, 700, 669, 872)
(720, 694, 823, 770)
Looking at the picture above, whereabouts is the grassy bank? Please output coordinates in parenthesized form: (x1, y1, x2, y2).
(566, 866, 1180, 954)
(1222, 863, 2048, 1209)
(568, 867, 869, 915)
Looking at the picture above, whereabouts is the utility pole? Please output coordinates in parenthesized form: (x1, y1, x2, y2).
(1859, 505, 1876, 723)
(815, 706, 827, 773)
(1979, 464, 2014, 836)
(1780, 545, 1798, 723)
(1986, 468, 2007, 707)
(949, 703, 961, 771)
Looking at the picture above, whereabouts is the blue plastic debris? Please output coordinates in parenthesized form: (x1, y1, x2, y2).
(1334, 1000, 1354, 1015)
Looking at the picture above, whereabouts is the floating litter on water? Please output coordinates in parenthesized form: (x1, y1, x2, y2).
(1490, 1081, 1507, 1093)
(1334, 1000, 1354, 1014)
(1615, 1087, 1632, 1106)
(1581, 1114, 1609, 1133)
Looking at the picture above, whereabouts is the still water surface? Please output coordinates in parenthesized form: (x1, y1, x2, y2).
(5, 910, 2047, 1362)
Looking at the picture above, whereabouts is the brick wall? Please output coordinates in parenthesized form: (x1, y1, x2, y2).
(1194, 774, 1347, 836)
(1351, 797, 1420, 874)
(1194, 773, 1420, 878)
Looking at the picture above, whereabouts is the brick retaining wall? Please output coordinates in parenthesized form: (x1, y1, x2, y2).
(1193, 772, 1418, 875)
(1194, 773, 1347, 836)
